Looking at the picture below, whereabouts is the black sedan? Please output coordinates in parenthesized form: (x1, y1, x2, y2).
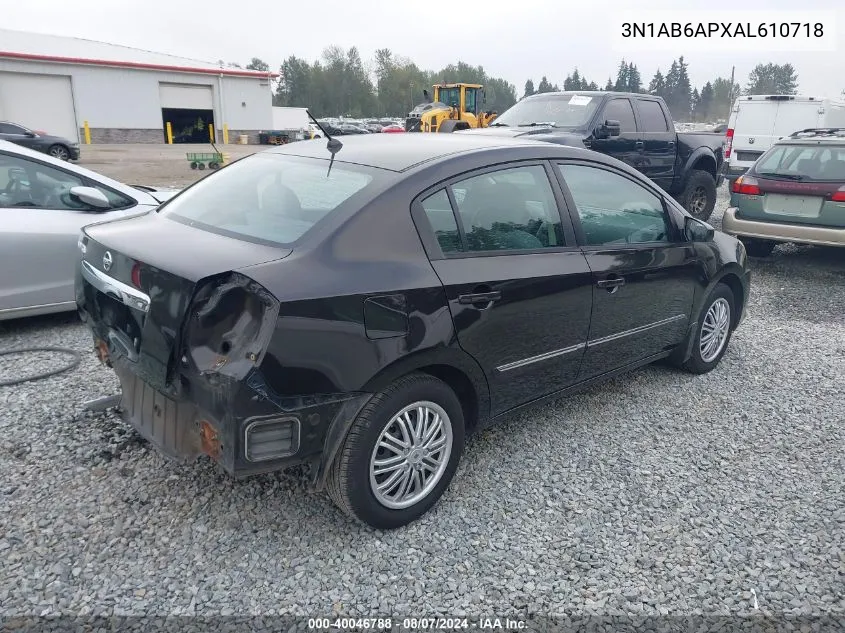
(0, 121, 80, 161)
(76, 134, 751, 529)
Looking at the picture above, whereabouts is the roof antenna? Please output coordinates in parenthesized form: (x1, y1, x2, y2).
(306, 109, 342, 177)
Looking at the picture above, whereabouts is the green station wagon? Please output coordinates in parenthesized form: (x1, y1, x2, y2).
(722, 128, 845, 256)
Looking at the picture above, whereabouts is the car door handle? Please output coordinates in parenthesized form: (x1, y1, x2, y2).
(667, 140, 675, 147)
(458, 291, 501, 305)
(635, 141, 644, 149)
(596, 277, 625, 290)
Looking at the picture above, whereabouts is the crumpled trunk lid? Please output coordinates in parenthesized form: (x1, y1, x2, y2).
(77, 212, 289, 391)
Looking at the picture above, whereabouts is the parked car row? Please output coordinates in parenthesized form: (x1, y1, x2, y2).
(315, 117, 406, 136)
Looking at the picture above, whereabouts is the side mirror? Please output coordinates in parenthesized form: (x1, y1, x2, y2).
(603, 119, 621, 137)
(24, 131, 36, 138)
(684, 216, 715, 242)
(594, 120, 621, 139)
(70, 186, 111, 209)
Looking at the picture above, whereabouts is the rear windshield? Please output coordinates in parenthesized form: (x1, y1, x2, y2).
(754, 143, 845, 181)
(160, 153, 380, 246)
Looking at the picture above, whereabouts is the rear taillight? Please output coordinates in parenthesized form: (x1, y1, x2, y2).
(832, 186, 845, 202)
(131, 262, 142, 288)
(724, 128, 734, 158)
(181, 273, 279, 380)
(732, 175, 761, 196)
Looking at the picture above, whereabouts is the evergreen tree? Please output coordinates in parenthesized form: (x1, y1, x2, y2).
(537, 76, 557, 93)
(627, 62, 642, 93)
(698, 81, 715, 121)
(523, 79, 535, 99)
(674, 56, 692, 120)
(690, 88, 700, 121)
(745, 63, 799, 95)
(648, 69, 666, 97)
(614, 59, 629, 91)
(664, 59, 680, 114)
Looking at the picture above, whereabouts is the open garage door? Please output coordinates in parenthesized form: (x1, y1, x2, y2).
(159, 83, 214, 143)
(0, 72, 78, 142)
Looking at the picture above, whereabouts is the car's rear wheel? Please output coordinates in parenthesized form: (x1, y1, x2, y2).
(48, 144, 70, 161)
(327, 373, 465, 529)
(740, 237, 776, 257)
(681, 283, 735, 374)
(678, 169, 717, 221)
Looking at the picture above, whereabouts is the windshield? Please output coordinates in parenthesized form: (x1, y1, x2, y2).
(492, 93, 599, 128)
(754, 143, 845, 181)
(160, 153, 379, 246)
(437, 88, 461, 108)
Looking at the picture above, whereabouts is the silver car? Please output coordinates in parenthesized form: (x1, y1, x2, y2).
(0, 140, 177, 320)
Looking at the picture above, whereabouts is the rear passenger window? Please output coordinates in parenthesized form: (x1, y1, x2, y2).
(421, 189, 463, 253)
(638, 100, 670, 132)
(451, 165, 564, 252)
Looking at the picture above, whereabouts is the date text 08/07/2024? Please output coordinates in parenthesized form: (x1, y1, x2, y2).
(307, 617, 528, 630)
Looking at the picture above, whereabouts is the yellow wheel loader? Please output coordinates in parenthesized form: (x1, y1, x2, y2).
(405, 83, 498, 133)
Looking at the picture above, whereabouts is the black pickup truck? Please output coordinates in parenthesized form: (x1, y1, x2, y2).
(462, 91, 725, 220)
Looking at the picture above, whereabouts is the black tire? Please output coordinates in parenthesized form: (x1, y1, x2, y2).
(189, 162, 198, 170)
(327, 373, 465, 529)
(48, 144, 70, 161)
(437, 119, 471, 133)
(677, 169, 717, 221)
(680, 283, 735, 375)
(197, 162, 206, 170)
(208, 161, 219, 170)
(740, 237, 776, 258)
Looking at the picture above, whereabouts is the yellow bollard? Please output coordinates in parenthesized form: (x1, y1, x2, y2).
(209, 125, 215, 143)
(165, 121, 173, 144)
(223, 124, 229, 144)
(83, 121, 91, 145)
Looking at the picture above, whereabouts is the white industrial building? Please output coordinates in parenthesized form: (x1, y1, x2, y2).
(0, 29, 275, 144)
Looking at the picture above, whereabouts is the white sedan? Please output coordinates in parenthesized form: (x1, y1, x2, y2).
(0, 140, 178, 320)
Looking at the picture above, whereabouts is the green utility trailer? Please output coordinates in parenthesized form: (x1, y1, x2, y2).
(186, 152, 224, 170)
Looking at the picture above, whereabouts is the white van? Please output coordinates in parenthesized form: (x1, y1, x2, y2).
(724, 95, 845, 186)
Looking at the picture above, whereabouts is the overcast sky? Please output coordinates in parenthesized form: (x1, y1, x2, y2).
(4, 0, 843, 98)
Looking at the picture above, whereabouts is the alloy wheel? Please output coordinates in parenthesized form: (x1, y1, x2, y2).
(690, 186, 707, 217)
(700, 297, 731, 363)
(369, 401, 453, 510)
(49, 146, 69, 160)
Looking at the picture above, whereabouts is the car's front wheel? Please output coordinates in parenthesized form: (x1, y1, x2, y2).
(681, 283, 735, 374)
(48, 144, 70, 161)
(327, 373, 465, 529)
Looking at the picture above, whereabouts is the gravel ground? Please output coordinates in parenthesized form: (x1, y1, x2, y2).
(1, 187, 843, 620)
